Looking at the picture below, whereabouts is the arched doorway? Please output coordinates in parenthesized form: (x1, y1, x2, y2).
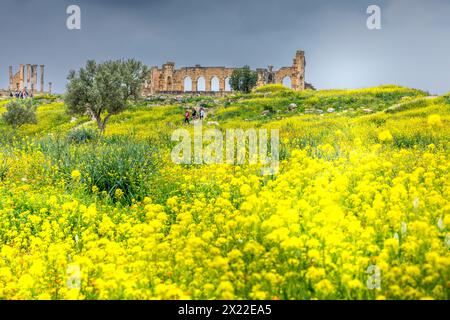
(183, 77, 192, 92)
(211, 76, 219, 92)
(225, 77, 231, 91)
(282, 76, 292, 88)
(197, 76, 206, 91)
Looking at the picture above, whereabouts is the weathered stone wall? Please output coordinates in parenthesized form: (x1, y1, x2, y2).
(143, 50, 307, 96)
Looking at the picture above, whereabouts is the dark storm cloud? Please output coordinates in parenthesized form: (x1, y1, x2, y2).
(1, 0, 449, 94)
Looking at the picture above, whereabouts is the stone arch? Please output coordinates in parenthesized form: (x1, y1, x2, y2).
(197, 76, 206, 91)
(210, 76, 220, 92)
(225, 77, 231, 91)
(282, 76, 292, 88)
(183, 76, 192, 92)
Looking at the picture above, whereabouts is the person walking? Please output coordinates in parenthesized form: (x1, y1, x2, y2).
(192, 108, 197, 120)
(184, 109, 190, 125)
(200, 107, 205, 120)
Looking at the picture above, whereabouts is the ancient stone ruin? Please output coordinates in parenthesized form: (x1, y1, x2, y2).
(143, 50, 311, 96)
(6, 64, 51, 95)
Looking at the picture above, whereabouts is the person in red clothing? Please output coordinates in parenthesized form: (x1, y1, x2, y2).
(184, 109, 190, 124)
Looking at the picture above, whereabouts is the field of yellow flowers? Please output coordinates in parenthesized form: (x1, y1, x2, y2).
(0, 85, 448, 300)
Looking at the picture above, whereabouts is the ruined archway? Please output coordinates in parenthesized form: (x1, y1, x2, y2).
(197, 76, 206, 91)
(225, 77, 231, 91)
(211, 76, 219, 92)
(282, 76, 292, 88)
(183, 76, 192, 92)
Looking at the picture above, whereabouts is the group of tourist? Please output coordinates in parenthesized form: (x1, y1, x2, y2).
(10, 89, 32, 99)
(184, 107, 205, 124)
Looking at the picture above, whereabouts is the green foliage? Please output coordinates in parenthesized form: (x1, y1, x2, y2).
(38, 135, 159, 205)
(65, 59, 148, 133)
(2, 99, 37, 129)
(33, 94, 58, 102)
(385, 98, 429, 114)
(253, 84, 293, 94)
(443, 93, 450, 105)
(67, 127, 99, 144)
(229, 66, 258, 93)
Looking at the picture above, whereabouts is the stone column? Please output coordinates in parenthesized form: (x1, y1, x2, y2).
(293, 50, 305, 91)
(205, 77, 211, 92)
(9, 66, 13, 91)
(49, 82, 52, 94)
(26, 64, 31, 91)
(219, 78, 226, 91)
(19, 64, 25, 90)
(31, 65, 38, 94)
(256, 69, 266, 87)
(40, 65, 45, 93)
(192, 78, 197, 92)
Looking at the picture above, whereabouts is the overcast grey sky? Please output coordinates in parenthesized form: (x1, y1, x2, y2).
(1, 0, 449, 94)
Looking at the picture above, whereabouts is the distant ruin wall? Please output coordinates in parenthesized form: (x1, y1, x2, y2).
(142, 50, 307, 96)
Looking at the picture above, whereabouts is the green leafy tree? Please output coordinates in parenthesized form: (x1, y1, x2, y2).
(2, 99, 37, 129)
(65, 59, 148, 133)
(229, 65, 258, 93)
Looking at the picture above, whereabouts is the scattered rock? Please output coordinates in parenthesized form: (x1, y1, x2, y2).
(304, 109, 315, 114)
(316, 109, 324, 114)
(288, 103, 298, 110)
(327, 108, 335, 113)
(363, 108, 373, 114)
(261, 110, 270, 116)
(207, 121, 219, 126)
(70, 117, 77, 123)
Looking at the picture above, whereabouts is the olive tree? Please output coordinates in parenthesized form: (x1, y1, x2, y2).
(65, 59, 148, 133)
(229, 65, 258, 93)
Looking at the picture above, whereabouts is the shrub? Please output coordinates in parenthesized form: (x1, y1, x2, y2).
(67, 127, 99, 144)
(2, 99, 37, 128)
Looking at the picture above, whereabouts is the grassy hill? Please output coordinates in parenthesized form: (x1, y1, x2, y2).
(0, 85, 448, 300)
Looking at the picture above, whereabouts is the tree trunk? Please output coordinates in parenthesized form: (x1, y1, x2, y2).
(97, 114, 112, 134)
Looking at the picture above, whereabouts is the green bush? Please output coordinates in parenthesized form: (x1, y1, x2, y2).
(2, 99, 37, 128)
(67, 127, 99, 144)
